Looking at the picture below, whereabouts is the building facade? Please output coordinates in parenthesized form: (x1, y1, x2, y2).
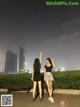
(5, 50, 17, 74)
(19, 46, 25, 72)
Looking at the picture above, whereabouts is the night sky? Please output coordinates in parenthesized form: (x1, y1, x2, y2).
(0, 0, 80, 71)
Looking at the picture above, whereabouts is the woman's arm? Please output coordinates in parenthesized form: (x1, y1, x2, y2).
(44, 68, 46, 74)
(52, 59, 55, 67)
(40, 51, 42, 64)
(32, 67, 34, 80)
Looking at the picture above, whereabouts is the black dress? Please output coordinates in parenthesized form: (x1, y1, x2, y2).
(34, 69, 41, 81)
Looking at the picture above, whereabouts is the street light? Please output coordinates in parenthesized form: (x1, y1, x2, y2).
(61, 67, 65, 72)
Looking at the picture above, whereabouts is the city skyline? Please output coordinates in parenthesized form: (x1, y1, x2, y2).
(0, 0, 80, 71)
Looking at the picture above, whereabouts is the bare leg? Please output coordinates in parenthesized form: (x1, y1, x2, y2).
(38, 81, 42, 98)
(49, 81, 53, 97)
(33, 81, 37, 98)
(46, 81, 51, 97)
(49, 81, 54, 103)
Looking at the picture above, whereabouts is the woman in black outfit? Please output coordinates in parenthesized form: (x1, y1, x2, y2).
(44, 58, 55, 103)
(32, 52, 42, 102)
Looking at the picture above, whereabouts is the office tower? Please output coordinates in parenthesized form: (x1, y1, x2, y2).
(19, 46, 25, 72)
(5, 50, 17, 74)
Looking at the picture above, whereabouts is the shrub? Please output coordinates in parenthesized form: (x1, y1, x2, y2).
(0, 71, 80, 90)
(0, 73, 33, 90)
(53, 71, 80, 89)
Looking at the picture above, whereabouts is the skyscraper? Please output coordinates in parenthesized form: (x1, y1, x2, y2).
(19, 46, 25, 72)
(5, 50, 17, 74)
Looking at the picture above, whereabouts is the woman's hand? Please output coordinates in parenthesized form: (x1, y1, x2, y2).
(31, 77, 33, 81)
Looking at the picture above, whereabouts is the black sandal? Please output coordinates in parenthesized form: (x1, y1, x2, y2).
(32, 97, 36, 102)
(39, 97, 43, 102)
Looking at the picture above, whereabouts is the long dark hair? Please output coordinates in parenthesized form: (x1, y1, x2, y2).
(47, 58, 53, 67)
(33, 58, 41, 71)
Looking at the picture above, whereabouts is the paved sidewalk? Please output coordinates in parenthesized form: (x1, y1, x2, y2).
(0, 92, 80, 107)
(0, 89, 80, 95)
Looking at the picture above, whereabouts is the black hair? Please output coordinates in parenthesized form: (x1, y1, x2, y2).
(33, 58, 41, 71)
(47, 58, 53, 67)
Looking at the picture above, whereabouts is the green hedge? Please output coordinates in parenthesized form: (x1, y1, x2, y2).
(53, 71, 80, 89)
(0, 71, 80, 90)
(0, 73, 32, 90)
